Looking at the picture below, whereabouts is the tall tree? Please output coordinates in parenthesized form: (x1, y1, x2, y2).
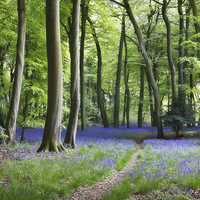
(20, 33, 30, 143)
(110, 0, 164, 138)
(64, 0, 80, 148)
(162, 0, 178, 100)
(80, 0, 89, 130)
(114, 16, 124, 128)
(138, 65, 145, 128)
(87, 16, 109, 128)
(37, 0, 64, 152)
(5, 0, 26, 143)
(189, 0, 200, 59)
(123, 16, 130, 128)
(178, 0, 184, 93)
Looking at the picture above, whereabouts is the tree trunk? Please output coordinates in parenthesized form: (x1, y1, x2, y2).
(122, 90, 126, 126)
(189, 0, 200, 59)
(0, 44, 9, 129)
(37, 0, 64, 152)
(64, 0, 80, 148)
(162, 0, 178, 100)
(80, 0, 89, 130)
(114, 17, 124, 128)
(184, 6, 191, 82)
(5, 0, 26, 143)
(178, 0, 184, 94)
(123, 16, 130, 128)
(122, 0, 163, 138)
(138, 65, 144, 128)
(21, 34, 30, 143)
(149, 84, 156, 127)
(87, 71, 92, 100)
(87, 16, 109, 128)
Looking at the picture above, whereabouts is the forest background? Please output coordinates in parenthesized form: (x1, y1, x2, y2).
(0, 0, 200, 147)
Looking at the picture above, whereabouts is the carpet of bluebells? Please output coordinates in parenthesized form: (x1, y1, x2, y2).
(1, 125, 200, 199)
(129, 138, 200, 185)
(15, 125, 167, 142)
(123, 138, 200, 199)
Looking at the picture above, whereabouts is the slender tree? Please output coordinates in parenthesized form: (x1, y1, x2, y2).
(123, 16, 130, 128)
(21, 34, 30, 143)
(114, 16, 124, 128)
(138, 65, 145, 128)
(178, 0, 185, 100)
(189, 0, 200, 59)
(64, 0, 80, 148)
(87, 16, 109, 128)
(5, 0, 26, 143)
(162, 0, 178, 100)
(37, 0, 64, 152)
(110, 0, 164, 138)
(80, 0, 89, 130)
(0, 44, 10, 128)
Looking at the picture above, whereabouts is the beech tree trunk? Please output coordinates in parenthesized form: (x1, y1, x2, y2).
(122, 90, 126, 126)
(184, 7, 191, 75)
(80, 0, 89, 130)
(178, 0, 184, 95)
(5, 0, 26, 143)
(122, 0, 163, 138)
(64, 0, 80, 148)
(138, 65, 144, 128)
(87, 16, 109, 128)
(114, 17, 124, 128)
(0, 44, 9, 128)
(37, 0, 64, 152)
(162, 0, 178, 100)
(189, 0, 200, 59)
(21, 33, 29, 143)
(123, 18, 130, 128)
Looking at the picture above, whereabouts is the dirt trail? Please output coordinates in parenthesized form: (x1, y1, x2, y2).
(68, 143, 142, 200)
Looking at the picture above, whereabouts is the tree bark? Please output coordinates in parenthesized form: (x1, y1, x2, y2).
(87, 16, 109, 128)
(0, 44, 10, 128)
(21, 33, 29, 143)
(178, 0, 184, 93)
(122, 0, 163, 138)
(64, 0, 80, 148)
(138, 65, 144, 128)
(5, 0, 26, 143)
(80, 0, 89, 130)
(189, 0, 200, 59)
(162, 0, 178, 100)
(37, 0, 64, 152)
(114, 17, 124, 128)
(184, 6, 191, 83)
(122, 90, 126, 126)
(123, 16, 130, 128)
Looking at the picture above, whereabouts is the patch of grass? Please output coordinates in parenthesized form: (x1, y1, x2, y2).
(103, 138, 200, 200)
(0, 138, 136, 199)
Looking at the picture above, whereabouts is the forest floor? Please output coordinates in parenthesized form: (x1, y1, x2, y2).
(68, 132, 200, 200)
(1, 128, 200, 199)
(68, 132, 152, 200)
(68, 144, 142, 200)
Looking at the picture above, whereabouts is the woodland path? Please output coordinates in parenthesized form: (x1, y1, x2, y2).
(67, 133, 147, 200)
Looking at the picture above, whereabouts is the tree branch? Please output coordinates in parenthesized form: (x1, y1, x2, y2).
(152, 0, 163, 6)
(109, 0, 125, 8)
(60, 20, 69, 36)
(125, 34, 141, 50)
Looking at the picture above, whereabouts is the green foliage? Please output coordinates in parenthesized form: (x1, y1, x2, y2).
(163, 95, 196, 135)
(0, 0, 200, 129)
(0, 126, 8, 144)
